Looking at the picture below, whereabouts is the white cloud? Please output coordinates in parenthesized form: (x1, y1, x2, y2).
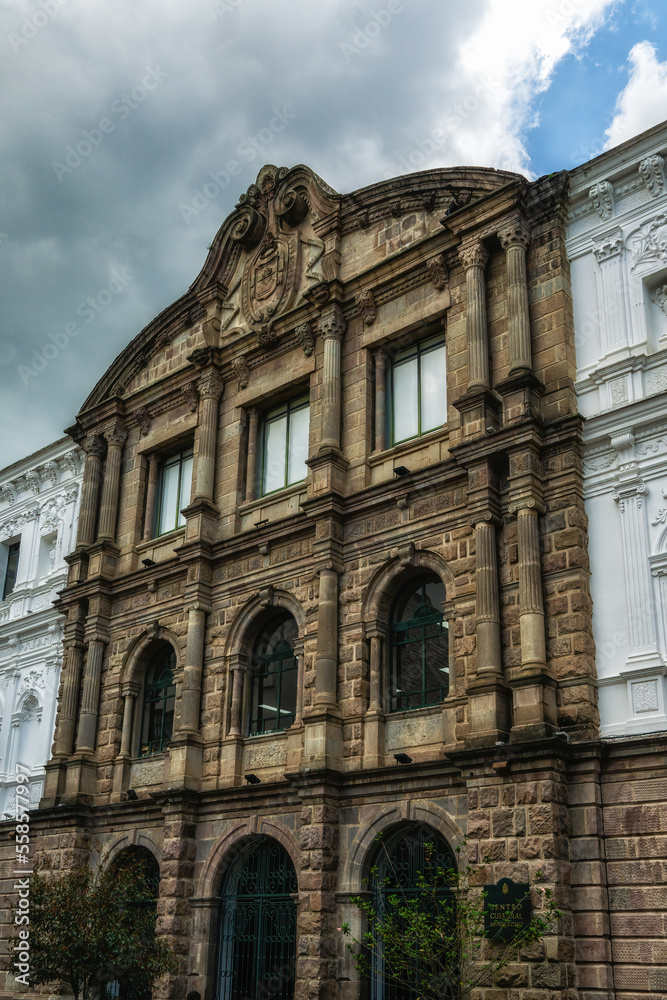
(605, 41, 667, 149)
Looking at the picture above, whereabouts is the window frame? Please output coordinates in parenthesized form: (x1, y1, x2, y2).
(248, 615, 299, 737)
(152, 445, 194, 538)
(386, 333, 447, 447)
(258, 394, 310, 497)
(2, 539, 20, 601)
(138, 648, 176, 758)
(388, 575, 449, 713)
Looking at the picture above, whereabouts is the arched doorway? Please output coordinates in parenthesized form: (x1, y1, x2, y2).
(368, 823, 457, 1000)
(106, 846, 160, 1000)
(216, 837, 297, 1000)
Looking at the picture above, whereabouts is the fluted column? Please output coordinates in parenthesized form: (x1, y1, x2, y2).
(194, 371, 224, 501)
(498, 220, 532, 374)
(77, 435, 106, 547)
(97, 421, 127, 541)
(293, 639, 305, 728)
(142, 453, 159, 542)
(373, 349, 387, 453)
(512, 500, 547, 671)
(475, 519, 502, 674)
(119, 682, 140, 758)
(459, 241, 490, 390)
(314, 568, 339, 706)
(227, 655, 244, 737)
(54, 639, 86, 756)
(75, 639, 107, 753)
(367, 632, 383, 713)
(179, 603, 209, 735)
(612, 479, 660, 661)
(318, 304, 346, 450)
(245, 407, 259, 502)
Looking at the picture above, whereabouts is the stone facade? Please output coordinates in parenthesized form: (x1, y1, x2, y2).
(0, 438, 83, 815)
(0, 162, 603, 1000)
(566, 121, 667, 1000)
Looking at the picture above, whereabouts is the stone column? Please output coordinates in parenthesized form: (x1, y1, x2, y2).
(592, 229, 628, 358)
(514, 501, 547, 671)
(314, 568, 338, 706)
(318, 304, 346, 450)
(475, 519, 502, 674)
(227, 657, 244, 738)
(54, 639, 86, 756)
(119, 682, 140, 758)
(142, 453, 159, 542)
(459, 241, 490, 390)
(178, 603, 209, 735)
(498, 220, 532, 374)
(77, 435, 106, 547)
(373, 348, 387, 453)
(293, 640, 305, 728)
(193, 371, 224, 501)
(97, 421, 127, 541)
(612, 477, 661, 665)
(75, 638, 107, 753)
(245, 407, 259, 502)
(367, 632, 383, 712)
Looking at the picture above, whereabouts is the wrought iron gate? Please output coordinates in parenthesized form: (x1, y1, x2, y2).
(217, 838, 297, 1000)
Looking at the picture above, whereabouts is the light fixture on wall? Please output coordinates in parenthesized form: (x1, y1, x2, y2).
(126, 788, 138, 800)
(393, 466, 411, 478)
(244, 773, 261, 785)
(394, 753, 412, 764)
(142, 558, 155, 568)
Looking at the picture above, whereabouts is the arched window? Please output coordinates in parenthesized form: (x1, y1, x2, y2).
(390, 575, 448, 712)
(217, 837, 297, 1000)
(369, 824, 456, 1000)
(106, 847, 160, 1000)
(139, 644, 176, 757)
(249, 614, 298, 736)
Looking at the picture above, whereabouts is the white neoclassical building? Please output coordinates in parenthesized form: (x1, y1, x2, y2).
(0, 437, 83, 812)
(568, 119, 667, 736)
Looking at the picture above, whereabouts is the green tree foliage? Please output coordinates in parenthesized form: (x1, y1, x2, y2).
(341, 840, 561, 1000)
(17, 853, 175, 1000)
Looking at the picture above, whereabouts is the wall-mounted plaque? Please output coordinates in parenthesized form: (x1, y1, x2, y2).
(483, 878, 532, 943)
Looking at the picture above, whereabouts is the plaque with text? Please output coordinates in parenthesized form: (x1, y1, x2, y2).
(483, 878, 532, 943)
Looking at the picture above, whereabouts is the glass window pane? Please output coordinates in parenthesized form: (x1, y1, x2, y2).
(420, 344, 447, 432)
(157, 462, 180, 534)
(262, 415, 288, 493)
(287, 405, 309, 485)
(393, 357, 418, 442)
(177, 454, 194, 526)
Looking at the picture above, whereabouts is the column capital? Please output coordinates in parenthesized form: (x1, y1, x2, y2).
(82, 434, 106, 459)
(468, 511, 502, 529)
(121, 681, 141, 698)
(458, 239, 489, 271)
(185, 600, 212, 615)
(508, 496, 545, 516)
(498, 218, 530, 251)
(197, 370, 224, 401)
(592, 227, 624, 263)
(103, 421, 127, 449)
(373, 346, 388, 368)
(317, 302, 346, 341)
(612, 481, 647, 511)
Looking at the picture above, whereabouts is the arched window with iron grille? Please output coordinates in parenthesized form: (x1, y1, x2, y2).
(389, 574, 448, 712)
(249, 614, 298, 736)
(216, 837, 298, 1000)
(106, 846, 160, 1000)
(368, 824, 457, 1000)
(139, 643, 176, 757)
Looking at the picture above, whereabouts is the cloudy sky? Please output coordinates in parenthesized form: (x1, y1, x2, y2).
(1, 0, 665, 467)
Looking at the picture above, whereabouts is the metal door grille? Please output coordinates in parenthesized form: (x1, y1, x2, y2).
(217, 839, 297, 1000)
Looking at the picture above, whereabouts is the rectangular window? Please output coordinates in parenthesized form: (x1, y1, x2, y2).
(259, 395, 309, 496)
(2, 541, 20, 600)
(387, 335, 447, 446)
(154, 447, 193, 536)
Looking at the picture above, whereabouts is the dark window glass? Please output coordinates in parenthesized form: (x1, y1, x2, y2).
(249, 615, 298, 736)
(387, 335, 446, 446)
(217, 838, 297, 1000)
(2, 542, 20, 600)
(390, 575, 448, 712)
(139, 645, 176, 756)
(259, 396, 309, 495)
(106, 847, 160, 1000)
(154, 447, 193, 536)
(369, 824, 457, 1000)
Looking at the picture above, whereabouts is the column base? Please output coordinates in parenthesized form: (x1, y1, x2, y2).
(466, 673, 512, 747)
(182, 497, 219, 544)
(41, 758, 68, 808)
(495, 369, 544, 425)
(452, 387, 502, 439)
(305, 447, 349, 495)
(363, 710, 386, 768)
(61, 756, 98, 805)
(111, 756, 132, 802)
(166, 734, 203, 790)
(509, 664, 558, 739)
(86, 539, 120, 581)
(303, 707, 343, 770)
(218, 736, 244, 787)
